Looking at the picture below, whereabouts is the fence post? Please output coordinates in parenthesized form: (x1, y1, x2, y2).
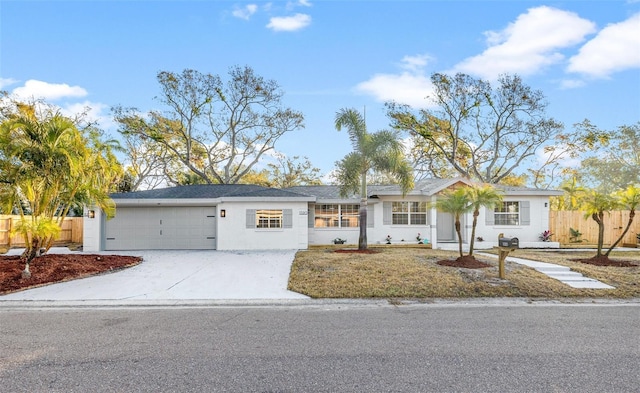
(8, 216, 12, 248)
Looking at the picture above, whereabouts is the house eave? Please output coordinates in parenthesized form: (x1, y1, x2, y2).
(219, 196, 315, 203)
(501, 190, 564, 196)
(112, 198, 220, 207)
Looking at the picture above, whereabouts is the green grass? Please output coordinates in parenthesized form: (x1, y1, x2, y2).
(287, 247, 640, 299)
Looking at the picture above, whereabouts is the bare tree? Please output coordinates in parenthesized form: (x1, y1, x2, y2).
(387, 73, 563, 185)
(113, 66, 304, 185)
(266, 154, 323, 188)
(116, 131, 172, 191)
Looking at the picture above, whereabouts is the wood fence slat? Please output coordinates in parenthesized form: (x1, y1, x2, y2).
(0, 215, 83, 248)
(549, 211, 638, 245)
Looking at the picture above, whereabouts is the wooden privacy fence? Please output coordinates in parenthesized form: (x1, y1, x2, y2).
(550, 210, 639, 246)
(0, 215, 83, 248)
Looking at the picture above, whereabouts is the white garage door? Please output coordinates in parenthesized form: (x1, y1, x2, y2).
(105, 206, 217, 250)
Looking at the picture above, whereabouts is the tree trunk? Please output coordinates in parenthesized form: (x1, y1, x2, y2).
(455, 216, 463, 257)
(358, 172, 368, 251)
(468, 210, 479, 256)
(359, 198, 368, 250)
(592, 212, 604, 257)
(20, 238, 41, 279)
(605, 210, 635, 256)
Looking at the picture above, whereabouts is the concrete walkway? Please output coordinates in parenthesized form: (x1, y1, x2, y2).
(476, 252, 615, 289)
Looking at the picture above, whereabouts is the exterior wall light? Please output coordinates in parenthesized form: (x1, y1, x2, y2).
(87, 210, 96, 218)
(220, 209, 226, 218)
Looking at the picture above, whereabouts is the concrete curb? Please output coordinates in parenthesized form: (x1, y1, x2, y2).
(2, 297, 639, 310)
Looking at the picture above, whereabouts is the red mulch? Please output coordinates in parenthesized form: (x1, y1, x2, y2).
(334, 249, 380, 254)
(0, 253, 142, 295)
(437, 255, 492, 269)
(571, 255, 638, 267)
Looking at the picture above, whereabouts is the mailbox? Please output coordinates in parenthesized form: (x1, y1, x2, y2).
(499, 237, 519, 248)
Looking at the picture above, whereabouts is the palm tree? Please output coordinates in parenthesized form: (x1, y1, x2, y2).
(560, 176, 585, 211)
(0, 103, 122, 276)
(605, 185, 640, 256)
(334, 108, 413, 250)
(465, 184, 503, 256)
(580, 190, 618, 257)
(435, 187, 472, 257)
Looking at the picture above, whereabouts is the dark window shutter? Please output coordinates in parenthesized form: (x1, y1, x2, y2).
(283, 209, 293, 228)
(485, 207, 495, 226)
(246, 209, 256, 228)
(308, 204, 315, 228)
(383, 202, 392, 225)
(520, 201, 530, 225)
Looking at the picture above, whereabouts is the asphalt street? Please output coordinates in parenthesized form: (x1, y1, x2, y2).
(1, 302, 639, 392)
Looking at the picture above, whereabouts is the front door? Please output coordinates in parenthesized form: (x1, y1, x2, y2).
(437, 211, 456, 242)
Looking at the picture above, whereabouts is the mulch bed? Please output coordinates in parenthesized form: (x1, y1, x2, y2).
(437, 255, 492, 269)
(571, 255, 638, 267)
(0, 253, 142, 295)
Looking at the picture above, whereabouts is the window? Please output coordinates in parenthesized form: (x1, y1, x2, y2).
(411, 202, 427, 225)
(391, 201, 427, 225)
(256, 209, 283, 228)
(314, 204, 359, 228)
(494, 202, 520, 225)
(340, 204, 359, 227)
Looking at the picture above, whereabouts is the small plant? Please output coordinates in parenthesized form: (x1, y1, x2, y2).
(416, 233, 423, 244)
(569, 227, 583, 243)
(333, 238, 346, 245)
(385, 235, 392, 244)
(539, 230, 553, 242)
(476, 236, 484, 242)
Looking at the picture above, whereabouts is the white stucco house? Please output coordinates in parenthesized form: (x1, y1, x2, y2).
(83, 178, 562, 252)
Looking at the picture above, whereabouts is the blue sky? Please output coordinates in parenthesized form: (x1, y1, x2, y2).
(1, 0, 639, 181)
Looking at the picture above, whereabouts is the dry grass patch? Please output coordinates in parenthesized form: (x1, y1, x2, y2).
(287, 247, 631, 299)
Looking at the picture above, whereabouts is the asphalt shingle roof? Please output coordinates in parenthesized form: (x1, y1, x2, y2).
(112, 179, 561, 201)
(111, 184, 311, 199)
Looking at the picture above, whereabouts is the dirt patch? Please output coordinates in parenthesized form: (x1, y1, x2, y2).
(571, 255, 638, 267)
(0, 253, 142, 295)
(334, 249, 380, 254)
(437, 255, 492, 269)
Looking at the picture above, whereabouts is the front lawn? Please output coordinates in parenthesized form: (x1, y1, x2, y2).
(287, 247, 640, 299)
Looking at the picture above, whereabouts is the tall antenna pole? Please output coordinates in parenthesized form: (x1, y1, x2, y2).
(363, 105, 366, 130)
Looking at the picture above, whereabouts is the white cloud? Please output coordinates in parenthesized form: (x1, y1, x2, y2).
(287, 0, 312, 9)
(266, 13, 311, 31)
(0, 77, 18, 89)
(398, 54, 433, 73)
(452, 6, 596, 80)
(560, 79, 586, 89)
(567, 13, 640, 78)
(356, 54, 435, 108)
(12, 79, 88, 101)
(61, 101, 114, 129)
(232, 4, 258, 20)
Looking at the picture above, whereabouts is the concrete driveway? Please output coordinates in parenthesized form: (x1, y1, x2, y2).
(1, 249, 309, 301)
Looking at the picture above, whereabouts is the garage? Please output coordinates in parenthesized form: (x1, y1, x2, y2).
(83, 184, 314, 252)
(105, 206, 216, 250)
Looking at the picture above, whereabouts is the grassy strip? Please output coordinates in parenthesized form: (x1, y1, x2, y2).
(288, 248, 640, 299)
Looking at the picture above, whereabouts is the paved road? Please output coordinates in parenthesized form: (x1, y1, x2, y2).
(1, 302, 638, 392)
